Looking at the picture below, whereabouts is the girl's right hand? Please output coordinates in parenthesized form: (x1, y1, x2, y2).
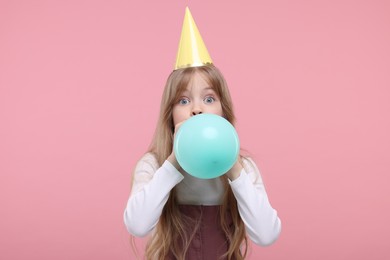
(167, 121, 185, 170)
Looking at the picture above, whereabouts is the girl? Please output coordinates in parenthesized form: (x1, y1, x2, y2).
(124, 8, 281, 260)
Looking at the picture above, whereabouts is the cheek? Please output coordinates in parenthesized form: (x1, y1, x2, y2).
(172, 107, 186, 125)
(172, 108, 179, 125)
(213, 104, 224, 116)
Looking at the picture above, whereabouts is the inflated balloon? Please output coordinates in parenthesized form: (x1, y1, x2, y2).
(174, 114, 240, 179)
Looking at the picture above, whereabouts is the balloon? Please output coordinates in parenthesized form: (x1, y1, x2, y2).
(174, 114, 240, 179)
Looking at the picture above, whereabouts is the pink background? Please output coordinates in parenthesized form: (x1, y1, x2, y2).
(1, 0, 389, 259)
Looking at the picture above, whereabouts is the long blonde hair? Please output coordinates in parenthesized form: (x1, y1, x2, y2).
(145, 65, 248, 259)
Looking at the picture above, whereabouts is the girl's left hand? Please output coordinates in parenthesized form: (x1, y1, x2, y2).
(226, 157, 243, 181)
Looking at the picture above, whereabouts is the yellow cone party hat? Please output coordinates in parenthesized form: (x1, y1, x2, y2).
(174, 7, 213, 70)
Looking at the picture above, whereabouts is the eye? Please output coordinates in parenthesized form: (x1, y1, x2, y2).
(178, 98, 190, 105)
(204, 96, 215, 104)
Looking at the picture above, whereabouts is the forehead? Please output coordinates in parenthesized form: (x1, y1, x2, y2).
(183, 72, 215, 93)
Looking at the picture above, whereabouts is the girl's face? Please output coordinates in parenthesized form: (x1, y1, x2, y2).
(172, 72, 223, 127)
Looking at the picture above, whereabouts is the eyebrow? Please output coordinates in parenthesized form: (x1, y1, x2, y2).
(202, 87, 214, 92)
(202, 88, 218, 97)
(182, 87, 215, 95)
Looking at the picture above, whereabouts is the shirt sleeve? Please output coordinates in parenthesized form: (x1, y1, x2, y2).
(123, 153, 184, 237)
(229, 158, 282, 246)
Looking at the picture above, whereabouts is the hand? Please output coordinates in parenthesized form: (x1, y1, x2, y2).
(226, 157, 243, 181)
(167, 121, 185, 170)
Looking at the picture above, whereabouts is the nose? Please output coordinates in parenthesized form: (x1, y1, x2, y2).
(191, 103, 202, 116)
(191, 109, 202, 116)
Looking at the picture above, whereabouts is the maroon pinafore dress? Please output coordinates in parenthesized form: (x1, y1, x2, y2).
(166, 205, 236, 260)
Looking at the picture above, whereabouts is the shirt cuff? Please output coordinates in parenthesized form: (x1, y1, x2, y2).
(228, 168, 247, 186)
(162, 160, 185, 182)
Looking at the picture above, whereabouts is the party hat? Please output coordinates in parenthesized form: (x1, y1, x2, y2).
(174, 7, 213, 70)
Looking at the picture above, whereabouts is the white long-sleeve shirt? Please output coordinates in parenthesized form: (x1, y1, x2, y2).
(124, 153, 281, 246)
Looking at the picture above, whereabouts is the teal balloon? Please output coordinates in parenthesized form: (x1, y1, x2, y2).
(174, 114, 240, 179)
